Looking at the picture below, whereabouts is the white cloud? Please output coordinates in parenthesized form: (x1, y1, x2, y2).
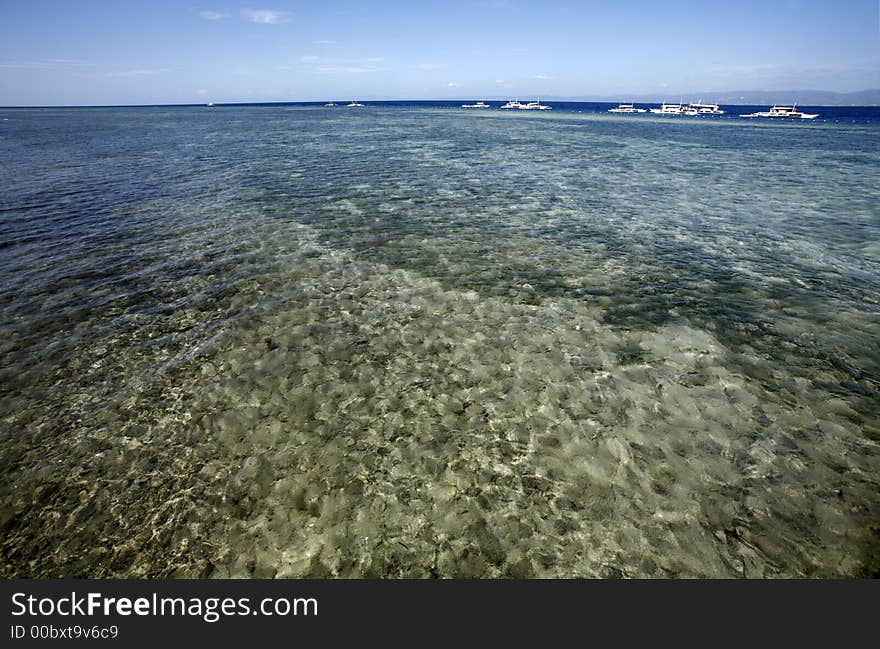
(76, 68, 168, 78)
(512, 48, 528, 53)
(109, 69, 167, 77)
(533, 74, 553, 80)
(495, 79, 506, 84)
(447, 81, 463, 87)
(314, 40, 336, 45)
(300, 55, 320, 63)
(316, 66, 375, 74)
(47, 58, 94, 66)
(710, 62, 785, 75)
(361, 57, 384, 63)
(241, 9, 290, 24)
(416, 63, 443, 70)
(2, 59, 95, 70)
(200, 10, 227, 21)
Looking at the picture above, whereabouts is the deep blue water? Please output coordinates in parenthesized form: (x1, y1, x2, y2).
(0, 103, 878, 577)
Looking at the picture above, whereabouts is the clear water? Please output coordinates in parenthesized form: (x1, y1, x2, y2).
(1, 103, 878, 577)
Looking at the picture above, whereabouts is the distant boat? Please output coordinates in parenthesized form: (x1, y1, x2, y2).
(650, 102, 697, 116)
(650, 102, 683, 115)
(487, 98, 552, 110)
(325, 102, 338, 107)
(461, 101, 491, 108)
(740, 104, 818, 119)
(521, 99, 551, 110)
(608, 102, 646, 113)
(688, 101, 725, 115)
(347, 101, 365, 107)
(206, 102, 214, 107)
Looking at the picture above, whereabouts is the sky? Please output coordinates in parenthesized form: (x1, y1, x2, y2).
(1, 0, 878, 105)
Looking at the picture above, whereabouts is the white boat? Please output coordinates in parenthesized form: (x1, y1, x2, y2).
(521, 99, 551, 110)
(650, 102, 692, 115)
(325, 102, 338, 107)
(688, 101, 725, 115)
(608, 102, 646, 113)
(461, 101, 491, 108)
(206, 102, 214, 107)
(500, 100, 525, 109)
(347, 101, 365, 107)
(740, 104, 818, 119)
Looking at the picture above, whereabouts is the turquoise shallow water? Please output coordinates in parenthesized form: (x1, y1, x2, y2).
(1, 104, 878, 577)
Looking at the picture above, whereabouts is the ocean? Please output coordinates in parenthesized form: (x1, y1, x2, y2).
(1, 101, 878, 577)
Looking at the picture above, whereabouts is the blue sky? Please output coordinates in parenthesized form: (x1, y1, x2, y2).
(1, 0, 878, 105)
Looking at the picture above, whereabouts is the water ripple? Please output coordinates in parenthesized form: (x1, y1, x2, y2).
(0, 105, 878, 577)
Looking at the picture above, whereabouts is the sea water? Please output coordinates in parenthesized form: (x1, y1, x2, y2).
(1, 103, 878, 577)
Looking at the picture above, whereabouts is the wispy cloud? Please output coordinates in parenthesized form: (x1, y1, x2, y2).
(416, 63, 444, 70)
(199, 10, 227, 21)
(314, 40, 336, 45)
(512, 48, 528, 53)
(447, 81, 463, 88)
(495, 79, 507, 84)
(533, 74, 553, 80)
(47, 58, 94, 66)
(710, 62, 786, 75)
(361, 57, 384, 63)
(241, 9, 291, 24)
(1, 59, 94, 70)
(76, 68, 168, 78)
(108, 68, 168, 77)
(299, 55, 320, 63)
(316, 66, 375, 74)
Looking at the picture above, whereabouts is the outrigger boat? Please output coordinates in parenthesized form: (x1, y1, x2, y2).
(608, 102, 646, 113)
(688, 101, 725, 115)
(501, 99, 551, 110)
(740, 104, 818, 119)
(650, 102, 696, 115)
(521, 99, 551, 110)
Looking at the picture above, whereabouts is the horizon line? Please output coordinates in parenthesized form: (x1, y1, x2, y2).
(3, 98, 880, 109)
